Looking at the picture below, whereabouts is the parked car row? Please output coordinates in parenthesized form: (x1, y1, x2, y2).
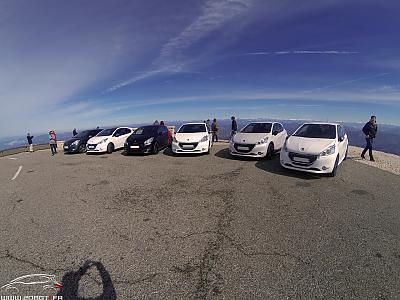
(63, 121, 349, 177)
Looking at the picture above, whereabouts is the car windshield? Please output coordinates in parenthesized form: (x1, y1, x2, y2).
(133, 126, 157, 135)
(293, 124, 336, 139)
(241, 123, 272, 133)
(178, 124, 206, 133)
(97, 128, 117, 136)
(74, 130, 97, 138)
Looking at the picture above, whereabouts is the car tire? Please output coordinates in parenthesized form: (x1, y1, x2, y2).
(206, 142, 211, 154)
(107, 143, 114, 154)
(344, 146, 348, 161)
(328, 155, 339, 177)
(152, 142, 159, 155)
(78, 144, 86, 153)
(266, 143, 274, 160)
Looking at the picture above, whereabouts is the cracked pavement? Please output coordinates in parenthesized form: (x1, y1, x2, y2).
(0, 145, 400, 299)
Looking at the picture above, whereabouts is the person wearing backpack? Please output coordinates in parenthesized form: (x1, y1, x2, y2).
(361, 116, 377, 162)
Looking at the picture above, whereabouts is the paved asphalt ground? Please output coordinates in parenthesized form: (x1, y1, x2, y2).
(0, 144, 399, 299)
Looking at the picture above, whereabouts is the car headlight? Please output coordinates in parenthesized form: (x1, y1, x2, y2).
(144, 137, 154, 146)
(71, 140, 80, 146)
(257, 137, 268, 145)
(320, 144, 336, 156)
(199, 135, 208, 142)
(99, 138, 108, 144)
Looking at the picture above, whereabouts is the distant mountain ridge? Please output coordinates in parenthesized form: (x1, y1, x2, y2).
(1, 119, 399, 155)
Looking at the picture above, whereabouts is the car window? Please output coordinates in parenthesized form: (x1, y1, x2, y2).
(273, 123, 283, 133)
(134, 126, 157, 135)
(338, 125, 345, 140)
(97, 128, 117, 136)
(293, 124, 336, 139)
(178, 124, 207, 133)
(241, 123, 272, 133)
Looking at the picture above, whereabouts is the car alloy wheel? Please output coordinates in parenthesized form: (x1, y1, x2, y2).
(328, 155, 339, 177)
(107, 143, 114, 154)
(78, 144, 86, 153)
(266, 143, 274, 160)
(152, 142, 159, 154)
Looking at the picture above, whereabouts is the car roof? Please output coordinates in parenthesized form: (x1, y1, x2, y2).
(302, 122, 339, 126)
(180, 123, 207, 125)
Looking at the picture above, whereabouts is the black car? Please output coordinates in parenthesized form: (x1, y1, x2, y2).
(124, 125, 169, 154)
(63, 129, 103, 153)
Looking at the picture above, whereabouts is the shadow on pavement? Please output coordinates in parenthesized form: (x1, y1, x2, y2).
(214, 148, 257, 161)
(57, 260, 116, 300)
(255, 155, 321, 180)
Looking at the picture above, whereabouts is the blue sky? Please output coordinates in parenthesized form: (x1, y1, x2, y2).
(0, 0, 399, 137)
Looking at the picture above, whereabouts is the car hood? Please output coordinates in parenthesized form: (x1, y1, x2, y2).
(175, 132, 207, 142)
(127, 135, 153, 143)
(233, 132, 270, 144)
(87, 136, 111, 144)
(286, 136, 335, 154)
(64, 138, 80, 146)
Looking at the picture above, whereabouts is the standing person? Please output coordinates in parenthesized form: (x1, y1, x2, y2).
(211, 118, 219, 143)
(160, 120, 165, 126)
(231, 116, 238, 138)
(27, 133, 34, 152)
(49, 130, 57, 156)
(206, 119, 211, 132)
(361, 116, 378, 162)
(73, 128, 77, 136)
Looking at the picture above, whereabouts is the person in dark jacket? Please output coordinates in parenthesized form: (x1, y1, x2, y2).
(361, 116, 377, 161)
(211, 118, 219, 142)
(73, 128, 77, 136)
(231, 116, 238, 138)
(27, 133, 34, 152)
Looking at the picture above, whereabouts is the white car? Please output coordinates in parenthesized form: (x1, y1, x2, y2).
(172, 123, 212, 154)
(86, 127, 134, 154)
(229, 122, 287, 159)
(280, 123, 349, 177)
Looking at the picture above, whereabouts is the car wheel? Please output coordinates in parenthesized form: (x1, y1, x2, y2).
(328, 155, 339, 177)
(206, 142, 211, 154)
(78, 144, 86, 153)
(152, 142, 159, 154)
(107, 143, 114, 154)
(344, 146, 348, 160)
(266, 143, 274, 160)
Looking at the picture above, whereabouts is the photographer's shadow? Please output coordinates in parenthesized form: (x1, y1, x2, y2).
(57, 260, 116, 300)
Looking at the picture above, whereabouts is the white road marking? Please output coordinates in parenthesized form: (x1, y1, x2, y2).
(6, 157, 17, 160)
(11, 166, 23, 181)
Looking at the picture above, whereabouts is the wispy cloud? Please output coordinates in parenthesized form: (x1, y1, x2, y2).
(303, 72, 391, 93)
(106, 0, 253, 92)
(245, 50, 359, 55)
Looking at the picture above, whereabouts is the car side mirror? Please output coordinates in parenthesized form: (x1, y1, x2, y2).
(273, 130, 278, 136)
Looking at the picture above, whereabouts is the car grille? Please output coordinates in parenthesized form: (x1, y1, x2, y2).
(234, 143, 255, 153)
(179, 142, 198, 150)
(288, 152, 318, 166)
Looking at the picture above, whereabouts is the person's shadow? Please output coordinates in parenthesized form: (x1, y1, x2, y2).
(57, 260, 116, 300)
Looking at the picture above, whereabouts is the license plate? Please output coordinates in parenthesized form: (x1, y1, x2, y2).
(130, 145, 139, 149)
(64, 146, 68, 149)
(293, 157, 309, 163)
(182, 145, 194, 149)
(88, 146, 95, 149)
(237, 146, 249, 151)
